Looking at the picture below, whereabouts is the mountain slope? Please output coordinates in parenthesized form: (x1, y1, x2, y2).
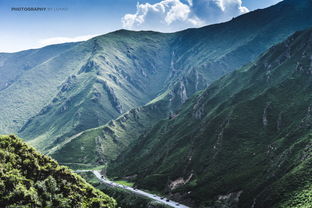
(0, 43, 77, 92)
(0, 43, 79, 134)
(18, 31, 175, 151)
(50, 0, 312, 167)
(50, 98, 171, 166)
(107, 28, 312, 207)
(0, 135, 116, 207)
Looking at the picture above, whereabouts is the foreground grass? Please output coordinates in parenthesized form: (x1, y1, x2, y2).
(0, 135, 116, 208)
(113, 180, 135, 187)
(61, 163, 106, 171)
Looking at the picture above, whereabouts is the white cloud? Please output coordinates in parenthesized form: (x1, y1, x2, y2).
(192, 0, 248, 24)
(122, 0, 249, 31)
(122, 0, 202, 32)
(38, 34, 99, 47)
(165, 0, 190, 24)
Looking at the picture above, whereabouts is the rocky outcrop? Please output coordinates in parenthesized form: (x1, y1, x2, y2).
(263, 102, 271, 128)
(169, 173, 193, 190)
(216, 191, 243, 208)
(97, 79, 123, 114)
(78, 60, 99, 74)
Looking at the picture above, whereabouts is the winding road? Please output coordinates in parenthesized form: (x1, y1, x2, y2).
(76, 170, 190, 208)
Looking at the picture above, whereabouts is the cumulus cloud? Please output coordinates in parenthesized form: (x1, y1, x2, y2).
(192, 0, 249, 24)
(38, 34, 99, 47)
(122, 0, 249, 31)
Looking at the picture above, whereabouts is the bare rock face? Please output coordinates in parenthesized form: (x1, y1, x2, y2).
(174, 81, 188, 104)
(262, 102, 271, 128)
(78, 60, 99, 74)
(58, 75, 77, 94)
(168, 173, 194, 190)
(97, 78, 123, 114)
(216, 191, 243, 208)
(193, 95, 206, 120)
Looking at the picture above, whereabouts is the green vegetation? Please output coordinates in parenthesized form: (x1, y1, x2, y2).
(59, 163, 106, 171)
(114, 180, 134, 187)
(49, 0, 312, 167)
(0, 135, 116, 208)
(19, 31, 175, 152)
(51, 97, 171, 165)
(108, 28, 312, 207)
(0, 1, 312, 207)
(0, 43, 79, 134)
(265, 158, 312, 208)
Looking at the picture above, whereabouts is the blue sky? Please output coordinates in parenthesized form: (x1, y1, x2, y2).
(0, 0, 282, 52)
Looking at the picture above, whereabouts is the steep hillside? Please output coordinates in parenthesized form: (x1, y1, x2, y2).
(0, 43, 78, 134)
(51, 0, 312, 167)
(19, 31, 175, 151)
(108, 28, 312, 208)
(0, 43, 77, 92)
(0, 135, 116, 207)
(50, 99, 171, 166)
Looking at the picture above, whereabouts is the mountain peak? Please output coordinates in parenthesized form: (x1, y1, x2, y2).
(107, 26, 312, 207)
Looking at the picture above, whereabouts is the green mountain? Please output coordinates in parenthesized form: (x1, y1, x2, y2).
(0, 43, 78, 134)
(1, 0, 311, 207)
(18, 31, 175, 151)
(49, 0, 312, 167)
(107, 28, 312, 207)
(0, 135, 116, 207)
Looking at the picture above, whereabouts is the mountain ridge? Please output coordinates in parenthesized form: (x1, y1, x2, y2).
(107, 27, 312, 207)
(48, 0, 312, 168)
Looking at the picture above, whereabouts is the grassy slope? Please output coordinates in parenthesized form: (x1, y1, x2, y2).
(50, 93, 172, 165)
(0, 43, 77, 92)
(0, 0, 311, 159)
(0, 43, 80, 134)
(107, 29, 312, 207)
(51, 0, 312, 167)
(0, 135, 116, 208)
(19, 31, 175, 151)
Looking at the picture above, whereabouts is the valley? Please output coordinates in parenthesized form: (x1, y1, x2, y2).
(76, 170, 189, 208)
(1, 0, 312, 207)
(108, 26, 312, 207)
